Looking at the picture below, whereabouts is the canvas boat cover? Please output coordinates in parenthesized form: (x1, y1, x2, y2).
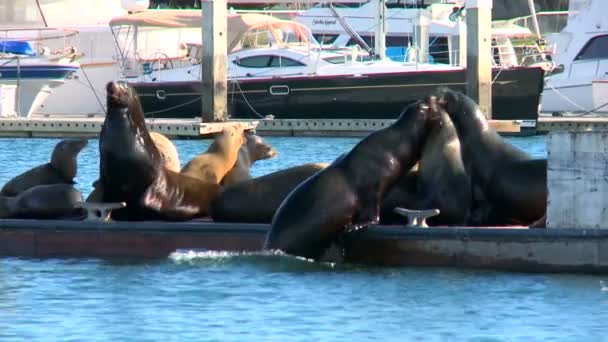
(109, 10, 311, 51)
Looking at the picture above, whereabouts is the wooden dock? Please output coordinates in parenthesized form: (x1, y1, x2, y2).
(0, 116, 526, 138)
(537, 116, 608, 133)
(0, 116, 258, 138)
(1, 219, 607, 274)
(0, 115, 606, 139)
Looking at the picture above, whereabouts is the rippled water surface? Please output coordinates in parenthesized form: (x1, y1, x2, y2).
(2, 135, 604, 341)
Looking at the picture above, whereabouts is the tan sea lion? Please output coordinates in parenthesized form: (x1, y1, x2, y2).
(181, 125, 246, 184)
(150, 131, 181, 172)
(100, 81, 220, 220)
(1, 138, 88, 196)
(221, 133, 278, 186)
(210, 163, 328, 223)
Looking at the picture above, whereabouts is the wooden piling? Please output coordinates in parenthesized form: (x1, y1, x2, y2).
(201, 0, 228, 122)
(465, 0, 493, 118)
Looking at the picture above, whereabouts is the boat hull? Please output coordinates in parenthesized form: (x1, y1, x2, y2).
(0, 63, 78, 117)
(131, 66, 544, 122)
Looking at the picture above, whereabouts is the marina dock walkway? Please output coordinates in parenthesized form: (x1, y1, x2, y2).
(0, 115, 604, 138)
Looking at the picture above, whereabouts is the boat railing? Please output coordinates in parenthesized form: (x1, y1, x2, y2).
(509, 11, 569, 37)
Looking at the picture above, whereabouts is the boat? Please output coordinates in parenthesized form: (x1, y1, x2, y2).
(114, 10, 544, 125)
(0, 36, 79, 118)
(541, 0, 608, 115)
(3, 0, 147, 116)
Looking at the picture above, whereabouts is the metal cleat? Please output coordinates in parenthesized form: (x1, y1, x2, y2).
(76, 202, 127, 222)
(393, 207, 440, 228)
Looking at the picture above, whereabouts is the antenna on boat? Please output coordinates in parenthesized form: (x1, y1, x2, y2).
(526, 0, 542, 39)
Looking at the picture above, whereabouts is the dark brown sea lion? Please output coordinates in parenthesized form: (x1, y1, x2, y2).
(379, 169, 419, 225)
(99, 81, 220, 220)
(0, 184, 84, 219)
(414, 109, 471, 225)
(434, 88, 547, 226)
(210, 163, 328, 223)
(221, 133, 278, 186)
(1, 138, 88, 196)
(181, 125, 246, 184)
(150, 131, 181, 172)
(86, 132, 181, 203)
(379, 108, 472, 226)
(264, 99, 440, 260)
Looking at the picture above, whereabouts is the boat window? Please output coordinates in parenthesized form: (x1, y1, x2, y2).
(268, 56, 306, 67)
(234, 55, 272, 68)
(574, 35, 608, 61)
(314, 34, 340, 45)
(323, 56, 348, 64)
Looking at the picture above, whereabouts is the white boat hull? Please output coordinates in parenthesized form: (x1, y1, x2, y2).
(35, 62, 121, 116)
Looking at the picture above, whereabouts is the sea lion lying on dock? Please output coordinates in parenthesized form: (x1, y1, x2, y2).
(265, 98, 441, 260)
(0, 184, 84, 219)
(1, 138, 87, 196)
(210, 163, 328, 223)
(434, 88, 547, 226)
(99, 81, 220, 220)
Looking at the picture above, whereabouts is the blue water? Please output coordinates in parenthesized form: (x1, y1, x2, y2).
(2, 135, 604, 342)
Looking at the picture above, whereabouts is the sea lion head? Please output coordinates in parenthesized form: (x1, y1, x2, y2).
(50, 138, 88, 181)
(432, 87, 489, 132)
(214, 125, 246, 151)
(106, 81, 134, 109)
(246, 133, 278, 161)
(103, 81, 160, 161)
(397, 98, 441, 129)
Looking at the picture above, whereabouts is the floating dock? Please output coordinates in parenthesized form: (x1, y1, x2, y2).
(537, 116, 608, 133)
(2, 115, 606, 138)
(0, 116, 527, 138)
(0, 116, 258, 138)
(1, 219, 607, 274)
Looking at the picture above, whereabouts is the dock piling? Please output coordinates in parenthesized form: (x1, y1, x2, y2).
(465, 0, 493, 118)
(201, 0, 228, 122)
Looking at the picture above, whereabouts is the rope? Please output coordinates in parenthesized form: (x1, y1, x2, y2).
(541, 79, 608, 116)
(80, 66, 106, 114)
(144, 96, 201, 117)
(231, 79, 269, 119)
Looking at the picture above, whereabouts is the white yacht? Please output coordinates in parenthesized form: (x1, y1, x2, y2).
(541, 0, 608, 115)
(114, 11, 545, 123)
(0, 4, 80, 118)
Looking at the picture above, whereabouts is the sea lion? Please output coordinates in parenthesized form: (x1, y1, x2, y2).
(210, 163, 328, 223)
(434, 88, 547, 226)
(265, 99, 440, 260)
(221, 133, 278, 186)
(0, 184, 84, 219)
(86, 132, 181, 203)
(1, 138, 88, 196)
(379, 109, 471, 226)
(181, 125, 246, 184)
(379, 169, 419, 225)
(150, 131, 181, 172)
(414, 109, 471, 225)
(99, 81, 220, 220)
